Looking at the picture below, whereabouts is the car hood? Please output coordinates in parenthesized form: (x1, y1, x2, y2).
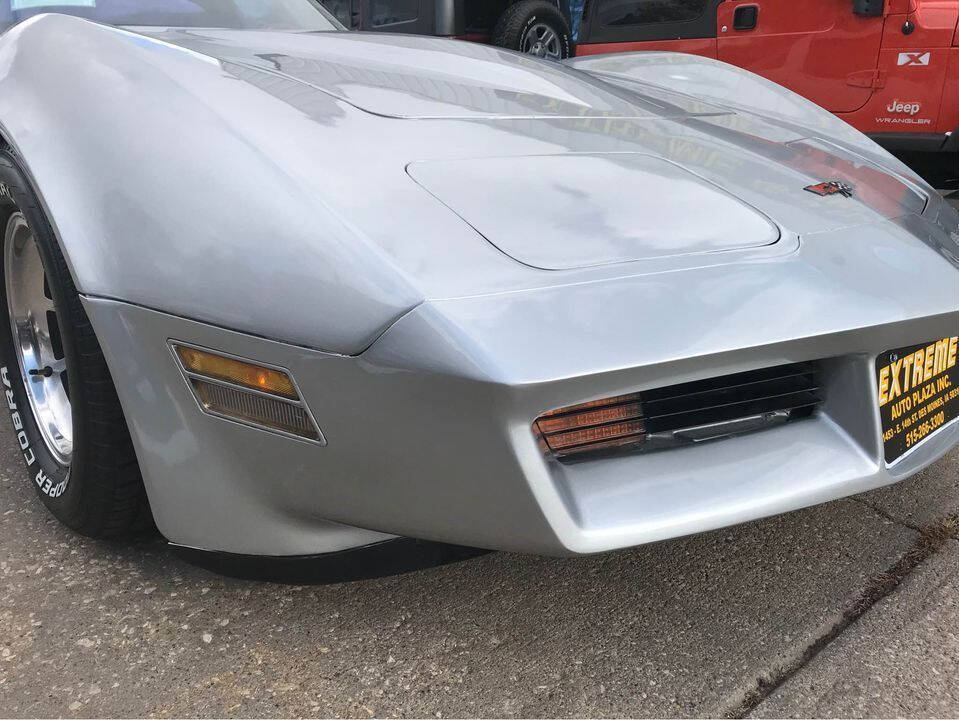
(140, 28, 927, 267)
(408, 152, 781, 269)
(136, 28, 734, 120)
(407, 139, 927, 269)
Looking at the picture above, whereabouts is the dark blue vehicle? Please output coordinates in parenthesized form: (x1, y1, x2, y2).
(320, 0, 576, 58)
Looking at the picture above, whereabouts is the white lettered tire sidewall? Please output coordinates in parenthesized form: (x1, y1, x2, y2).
(0, 176, 75, 514)
(1, 364, 69, 499)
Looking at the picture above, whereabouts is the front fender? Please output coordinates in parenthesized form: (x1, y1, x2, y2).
(0, 14, 422, 355)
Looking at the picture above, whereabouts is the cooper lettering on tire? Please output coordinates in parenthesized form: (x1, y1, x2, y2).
(0, 149, 150, 537)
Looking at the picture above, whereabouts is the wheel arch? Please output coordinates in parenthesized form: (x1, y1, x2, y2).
(0, 133, 153, 538)
(0, 117, 85, 296)
(505, 0, 569, 20)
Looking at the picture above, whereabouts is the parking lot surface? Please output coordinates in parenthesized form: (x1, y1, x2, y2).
(755, 542, 959, 718)
(2, 419, 959, 717)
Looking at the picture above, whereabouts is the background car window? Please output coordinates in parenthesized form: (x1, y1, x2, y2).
(596, 0, 708, 27)
(0, 0, 342, 32)
(319, 0, 350, 26)
(369, 0, 416, 26)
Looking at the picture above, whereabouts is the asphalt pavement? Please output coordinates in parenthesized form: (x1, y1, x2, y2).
(2, 414, 959, 717)
(1, 194, 958, 719)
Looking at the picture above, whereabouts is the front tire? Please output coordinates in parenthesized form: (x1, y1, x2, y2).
(492, 0, 572, 60)
(0, 150, 150, 537)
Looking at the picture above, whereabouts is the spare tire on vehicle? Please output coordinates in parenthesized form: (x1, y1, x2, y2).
(492, 0, 572, 60)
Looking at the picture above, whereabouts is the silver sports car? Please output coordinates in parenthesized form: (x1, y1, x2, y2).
(2, 1, 958, 581)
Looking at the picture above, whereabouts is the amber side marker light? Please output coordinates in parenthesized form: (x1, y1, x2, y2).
(534, 393, 645, 459)
(172, 344, 323, 443)
(175, 345, 298, 399)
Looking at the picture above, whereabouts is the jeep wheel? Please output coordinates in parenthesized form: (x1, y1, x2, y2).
(492, 0, 572, 60)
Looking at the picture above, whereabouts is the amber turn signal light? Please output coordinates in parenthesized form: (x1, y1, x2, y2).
(535, 393, 646, 459)
(174, 345, 298, 399)
(172, 343, 324, 443)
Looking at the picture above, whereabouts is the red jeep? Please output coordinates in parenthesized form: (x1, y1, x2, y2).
(333, 0, 958, 181)
(575, 0, 958, 180)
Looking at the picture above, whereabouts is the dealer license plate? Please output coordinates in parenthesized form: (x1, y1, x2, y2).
(877, 336, 959, 463)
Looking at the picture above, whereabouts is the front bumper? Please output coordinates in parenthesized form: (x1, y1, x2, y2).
(82, 212, 959, 557)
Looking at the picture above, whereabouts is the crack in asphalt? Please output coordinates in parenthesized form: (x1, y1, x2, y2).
(722, 510, 959, 719)
(851, 497, 924, 531)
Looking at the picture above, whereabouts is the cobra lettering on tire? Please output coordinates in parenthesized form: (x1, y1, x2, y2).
(3, 365, 67, 497)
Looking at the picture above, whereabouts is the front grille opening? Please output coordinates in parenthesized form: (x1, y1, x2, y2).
(535, 361, 822, 462)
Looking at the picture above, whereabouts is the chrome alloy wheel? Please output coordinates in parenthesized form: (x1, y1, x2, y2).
(521, 22, 562, 59)
(4, 212, 72, 465)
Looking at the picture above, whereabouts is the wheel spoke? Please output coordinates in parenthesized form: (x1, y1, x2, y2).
(4, 213, 72, 464)
(521, 23, 562, 59)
